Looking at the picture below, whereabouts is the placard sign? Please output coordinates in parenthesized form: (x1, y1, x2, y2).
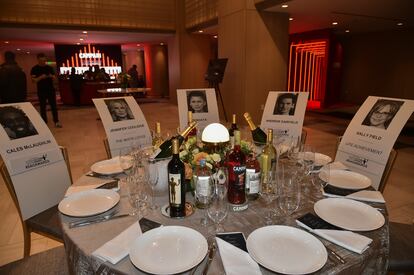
(93, 96, 152, 156)
(336, 96, 414, 189)
(177, 88, 220, 131)
(0, 103, 71, 220)
(260, 92, 309, 142)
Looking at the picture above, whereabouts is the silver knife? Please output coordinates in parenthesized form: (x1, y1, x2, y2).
(202, 241, 216, 275)
(69, 214, 130, 228)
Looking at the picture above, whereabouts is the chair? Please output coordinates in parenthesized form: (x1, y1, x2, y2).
(103, 137, 111, 159)
(0, 146, 72, 258)
(0, 246, 69, 275)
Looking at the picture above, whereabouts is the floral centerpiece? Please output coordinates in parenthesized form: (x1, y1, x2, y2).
(179, 136, 254, 190)
(117, 72, 131, 88)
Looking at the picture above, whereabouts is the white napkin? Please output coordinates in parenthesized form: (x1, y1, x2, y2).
(92, 221, 142, 264)
(322, 189, 386, 203)
(215, 237, 262, 275)
(296, 220, 372, 254)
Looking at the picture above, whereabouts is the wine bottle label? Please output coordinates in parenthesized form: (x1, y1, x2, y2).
(229, 136, 235, 148)
(196, 176, 211, 196)
(246, 169, 260, 194)
(216, 169, 227, 185)
(168, 173, 181, 206)
(232, 166, 246, 187)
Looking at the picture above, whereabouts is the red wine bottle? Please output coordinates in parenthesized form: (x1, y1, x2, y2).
(167, 139, 186, 217)
(243, 112, 267, 144)
(228, 114, 238, 147)
(227, 130, 246, 205)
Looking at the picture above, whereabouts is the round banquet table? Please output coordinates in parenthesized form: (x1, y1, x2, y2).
(60, 167, 389, 275)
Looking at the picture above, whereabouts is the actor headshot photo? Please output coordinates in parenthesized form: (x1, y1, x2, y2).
(104, 99, 135, 122)
(187, 90, 208, 113)
(362, 99, 403, 130)
(273, 93, 298, 116)
(0, 106, 38, 140)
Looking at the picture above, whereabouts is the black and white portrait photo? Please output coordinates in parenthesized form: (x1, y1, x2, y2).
(187, 90, 208, 113)
(273, 93, 298, 116)
(0, 106, 38, 140)
(105, 98, 134, 122)
(362, 99, 403, 130)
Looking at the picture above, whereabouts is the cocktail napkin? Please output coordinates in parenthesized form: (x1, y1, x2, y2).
(322, 186, 385, 203)
(215, 237, 262, 275)
(296, 213, 372, 254)
(92, 221, 142, 264)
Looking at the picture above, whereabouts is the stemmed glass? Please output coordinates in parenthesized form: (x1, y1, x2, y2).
(125, 176, 142, 217)
(278, 166, 300, 225)
(207, 168, 228, 233)
(287, 136, 302, 164)
(147, 159, 159, 210)
(299, 145, 315, 193)
(119, 148, 134, 175)
(318, 163, 331, 190)
(261, 163, 279, 225)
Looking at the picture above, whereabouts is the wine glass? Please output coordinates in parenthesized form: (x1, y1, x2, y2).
(287, 136, 301, 163)
(318, 163, 331, 190)
(119, 148, 134, 175)
(125, 176, 141, 217)
(278, 167, 300, 225)
(300, 145, 315, 193)
(147, 159, 159, 210)
(194, 174, 214, 226)
(207, 180, 228, 233)
(261, 163, 279, 225)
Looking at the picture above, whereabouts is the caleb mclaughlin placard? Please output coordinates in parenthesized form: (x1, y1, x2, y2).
(336, 96, 414, 189)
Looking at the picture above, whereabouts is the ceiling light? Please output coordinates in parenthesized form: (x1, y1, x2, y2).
(16, 48, 21, 51)
(289, 17, 294, 21)
(198, 30, 203, 33)
(213, 35, 218, 39)
(160, 42, 164, 45)
(281, 4, 288, 8)
(332, 22, 338, 25)
(397, 22, 403, 26)
(4, 41, 9, 44)
(137, 44, 141, 46)
(76, 42, 81, 45)
(345, 29, 350, 33)
(82, 31, 88, 34)
(79, 38, 84, 41)
(26, 51, 30, 54)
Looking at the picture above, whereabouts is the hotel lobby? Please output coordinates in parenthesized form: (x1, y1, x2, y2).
(0, 1, 413, 274)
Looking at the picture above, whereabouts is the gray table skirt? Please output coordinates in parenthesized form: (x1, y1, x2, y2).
(61, 174, 389, 275)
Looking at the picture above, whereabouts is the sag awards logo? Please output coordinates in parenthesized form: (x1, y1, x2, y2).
(25, 154, 49, 169)
(346, 155, 369, 168)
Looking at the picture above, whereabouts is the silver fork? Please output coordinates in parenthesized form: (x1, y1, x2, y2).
(68, 211, 118, 228)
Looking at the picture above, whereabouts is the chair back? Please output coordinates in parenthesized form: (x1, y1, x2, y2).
(334, 136, 397, 193)
(103, 138, 112, 159)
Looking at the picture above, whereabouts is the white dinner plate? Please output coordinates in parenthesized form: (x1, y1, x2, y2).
(90, 156, 129, 175)
(247, 225, 327, 274)
(314, 198, 385, 231)
(314, 153, 332, 167)
(58, 189, 120, 217)
(129, 226, 208, 274)
(318, 169, 371, 190)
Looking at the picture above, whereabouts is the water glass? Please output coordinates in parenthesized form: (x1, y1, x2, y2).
(194, 174, 214, 226)
(278, 168, 300, 224)
(318, 164, 331, 189)
(207, 181, 228, 233)
(119, 148, 134, 175)
(288, 136, 302, 162)
(125, 177, 142, 217)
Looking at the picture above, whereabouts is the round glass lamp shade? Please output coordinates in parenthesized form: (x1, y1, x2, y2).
(202, 123, 230, 143)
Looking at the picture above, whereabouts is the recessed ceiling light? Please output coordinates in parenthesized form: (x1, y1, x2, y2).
(289, 17, 294, 21)
(397, 22, 403, 26)
(16, 48, 21, 51)
(332, 22, 338, 25)
(4, 41, 9, 44)
(345, 29, 350, 33)
(281, 4, 288, 8)
(76, 42, 81, 45)
(198, 30, 203, 33)
(82, 31, 88, 34)
(213, 35, 218, 38)
(26, 51, 30, 54)
(79, 38, 84, 41)
(160, 42, 164, 45)
(137, 44, 141, 46)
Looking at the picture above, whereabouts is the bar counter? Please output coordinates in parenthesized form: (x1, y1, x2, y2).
(58, 80, 119, 105)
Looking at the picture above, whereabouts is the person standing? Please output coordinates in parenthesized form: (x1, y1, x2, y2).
(0, 51, 27, 103)
(69, 67, 83, 106)
(31, 53, 62, 127)
(127, 65, 139, 88)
